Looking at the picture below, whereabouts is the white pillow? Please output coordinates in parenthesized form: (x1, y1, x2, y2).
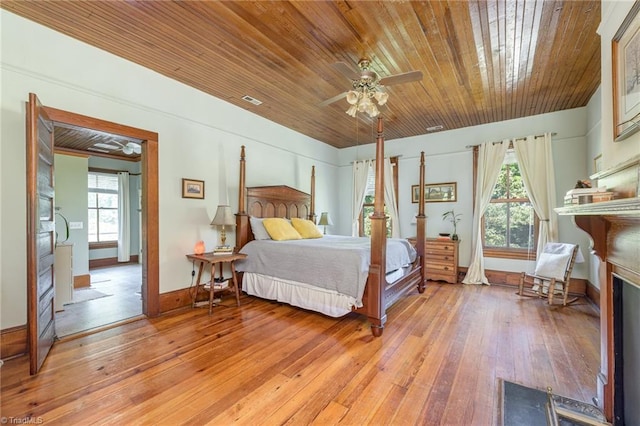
(249, 216, 271, 240)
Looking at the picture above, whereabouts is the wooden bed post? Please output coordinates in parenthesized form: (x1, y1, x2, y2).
(235, 145, 249, 252)
(416, 152, 427, 292)
(367, 117, 388, 336)
(309, 166, 316, 223)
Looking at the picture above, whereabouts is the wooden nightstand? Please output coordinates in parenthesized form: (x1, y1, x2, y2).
(186, 252, 247, 314)
(409, 237, 459, 284)
(425, 238, 459, 283)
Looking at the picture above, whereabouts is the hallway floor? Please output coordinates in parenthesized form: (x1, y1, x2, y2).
(55, 263, 143, 337)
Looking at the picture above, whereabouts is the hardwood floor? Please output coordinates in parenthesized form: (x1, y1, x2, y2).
(55, 264, 143, 337)
(0, 283, 600, 425)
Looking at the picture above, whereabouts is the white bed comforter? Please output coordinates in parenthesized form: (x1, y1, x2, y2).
(234, 235, 416, 304)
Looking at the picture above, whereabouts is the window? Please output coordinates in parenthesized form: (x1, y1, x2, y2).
(482, 150, 537, 259)
(359, 158, 398, 237)
(88, 172, 119, 245)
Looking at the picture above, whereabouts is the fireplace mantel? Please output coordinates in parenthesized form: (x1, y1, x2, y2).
(555, 158, 639, 423)
(556, 198, 640, 263)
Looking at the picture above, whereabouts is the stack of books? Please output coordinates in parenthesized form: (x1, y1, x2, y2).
(564, 187, 614, 205)
(206, 279, 229, 290)
(213, 245, 233, 255)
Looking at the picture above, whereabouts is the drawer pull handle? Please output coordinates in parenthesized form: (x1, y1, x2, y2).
(444, 256, 449, 260)
(444, 266, 449, 270)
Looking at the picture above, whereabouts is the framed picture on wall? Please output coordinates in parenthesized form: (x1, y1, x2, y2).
(412, 182, 457, 203)
(613, 2, 640, 141)
(593, 154, 603, 174)
(182, 178, 205, 199)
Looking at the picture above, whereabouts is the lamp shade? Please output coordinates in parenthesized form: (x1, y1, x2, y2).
(210, 205, 235, 226)
(317, 212, 333, 226)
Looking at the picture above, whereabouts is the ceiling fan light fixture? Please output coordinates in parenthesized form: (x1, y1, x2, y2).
(346, 105, 358, 117)
(374, 90, 388, 106)
(126, 142, 142, 154)
(346, 90, 360, 105)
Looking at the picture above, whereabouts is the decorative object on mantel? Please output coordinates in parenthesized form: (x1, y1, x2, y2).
(574, 179, 592, 189)
(442, 209, 461, 240)
(564, 187, 614, 206)
(211, 205, 235, 254)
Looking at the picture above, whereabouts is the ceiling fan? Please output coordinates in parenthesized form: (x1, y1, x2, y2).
(320, 58, 423, 118)
(91, 141, 142, 155)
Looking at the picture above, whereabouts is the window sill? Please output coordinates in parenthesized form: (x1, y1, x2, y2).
(483, 248, 537, 261)
(89, 241, 118, 250)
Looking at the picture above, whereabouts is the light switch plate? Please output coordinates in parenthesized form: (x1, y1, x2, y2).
(69, 221, 83, 230)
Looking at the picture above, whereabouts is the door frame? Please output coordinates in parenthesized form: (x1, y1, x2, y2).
(42, 106, 160, 317)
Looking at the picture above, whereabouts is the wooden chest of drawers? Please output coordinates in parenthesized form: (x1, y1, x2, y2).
(424, 238, 459, 284)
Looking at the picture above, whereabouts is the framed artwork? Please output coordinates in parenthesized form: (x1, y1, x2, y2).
(593, 154, 603, 174)
(613, 1, 640, 141)
(412, 182, 457, 203)
(182, 178, 205, 199)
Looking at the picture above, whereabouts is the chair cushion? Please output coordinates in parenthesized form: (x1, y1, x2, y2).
(534, 252, 572, 281)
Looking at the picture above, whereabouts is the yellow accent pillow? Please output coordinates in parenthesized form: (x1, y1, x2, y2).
(291, 218, 323, 239)
(262, 218, 302, 241)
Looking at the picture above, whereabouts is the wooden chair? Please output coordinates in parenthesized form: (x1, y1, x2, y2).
(518, 243, 580, 306)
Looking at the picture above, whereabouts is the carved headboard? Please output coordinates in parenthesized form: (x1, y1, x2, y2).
(246, 185, 310, 219)
(235, 185, 312, 250)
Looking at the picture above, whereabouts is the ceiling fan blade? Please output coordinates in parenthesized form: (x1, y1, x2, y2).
(319, 92, 347, 107)
(332, 62, 360, 81)
(379, 70, 423, 86)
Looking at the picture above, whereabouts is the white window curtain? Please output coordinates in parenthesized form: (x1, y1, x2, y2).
(514, 133, 558, 257)
(383, 158, 400, 238)
(117, 171, 131, 262)
(462, 140, 509, 285)
(352, 160, 372, 236)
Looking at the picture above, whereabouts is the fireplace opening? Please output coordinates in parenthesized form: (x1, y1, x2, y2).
(613, 275, 640, 425)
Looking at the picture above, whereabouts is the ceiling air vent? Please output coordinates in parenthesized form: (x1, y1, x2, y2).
(242, 95, 263, 106)
(426, 125, 444, 132)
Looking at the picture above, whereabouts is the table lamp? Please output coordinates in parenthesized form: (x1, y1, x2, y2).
(211, 205, 235, 252)
(317, 212, 333, 235)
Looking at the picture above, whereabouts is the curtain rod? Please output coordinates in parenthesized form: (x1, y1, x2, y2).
(349, 154, 401, 165)
(465, 132, 557, 149)
(89, 166, 141, 176)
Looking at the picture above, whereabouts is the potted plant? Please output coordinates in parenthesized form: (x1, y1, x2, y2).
(442, 209, 462, 240)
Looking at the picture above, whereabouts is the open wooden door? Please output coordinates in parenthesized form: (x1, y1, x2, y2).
(27, 93, 56, 374)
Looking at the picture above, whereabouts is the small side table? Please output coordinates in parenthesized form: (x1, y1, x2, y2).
(185, 252, 247, 314)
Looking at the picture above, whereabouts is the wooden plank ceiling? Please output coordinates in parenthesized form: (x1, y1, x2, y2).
(2, 1, 601, 149)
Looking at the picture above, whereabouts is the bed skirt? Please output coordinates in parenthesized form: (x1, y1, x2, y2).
(242, 272, 357, 317)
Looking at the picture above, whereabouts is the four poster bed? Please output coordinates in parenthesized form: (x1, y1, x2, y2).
(234, 117, 427, 337)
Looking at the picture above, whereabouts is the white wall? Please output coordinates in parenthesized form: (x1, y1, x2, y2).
(337, 108, 592, 279)
(0, 10, 339, 329)
(54, 154, 89, 277)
